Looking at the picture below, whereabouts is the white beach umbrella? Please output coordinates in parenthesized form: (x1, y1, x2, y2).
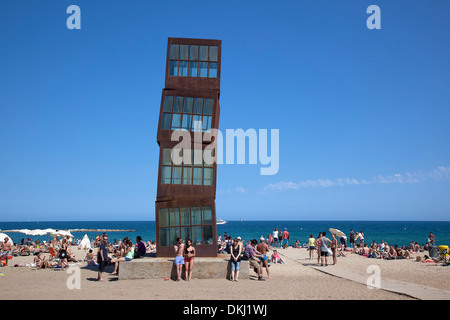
(0, 233, 14, 246)
(15, 229, 32, 235)
(79, 234, 91, 250)
(27, 229, 48, 236)
(50, 230, 73, 238)
(329, 228, 346, 239)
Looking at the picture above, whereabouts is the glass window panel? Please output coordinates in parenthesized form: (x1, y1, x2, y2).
(161, 113, 171, 130)
(194, 98, 203, 114)
(192, 115, 202, 132)
(171, 113, 182, 130)
(169, 60, 178, 76)
(183, 148, 192, 165)
(191, 207, 202, 225)
(199, 46, 208, 61)
(189, 45, 198, 60)
(184, 97, 193, 113)
(169, 208, 180, 226)
(159, 227, 169, 247)
(180, 207, 190, 225)
(179, 61, 188, 77)
(182, 167, 192, 185)
(204, 99, 213, 115)
(163, 96, 174, 112)
(209, 46, 218, 61)
(172, 166, 182, 184)
(193, 148, 203, 166)
(163, 148, 172, 165)
(181, 227, 191, 242)
(174, 96, 183, 113)
(181, 114, 192, 131)
(159, 208, 169, 227)
(180, 45, 189, 60)
(202, 225, 213, 245)
(193, 167, 203, 185)
(161, 166, 171, 184)
(208, 62, 217, 78)
(202, 116, 212, 132)
(203, 167, 213, 186)
(170, 227, 181, 246)
(199, 62, 208, 77)
(189, 61, 198, 77)
(202, 206, 212, 224)
(170, 44, 179, 59)
(192, 226, 202, 245)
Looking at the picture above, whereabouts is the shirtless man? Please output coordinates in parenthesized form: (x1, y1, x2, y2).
(174, 238, 185, 281)
(1, 237, 12, 255)
(256, 236, 270, 279)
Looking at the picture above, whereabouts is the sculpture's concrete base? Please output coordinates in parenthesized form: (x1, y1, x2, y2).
(118, 256, 250, 280)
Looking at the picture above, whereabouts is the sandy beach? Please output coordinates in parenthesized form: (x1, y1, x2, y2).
(1, 244, 449, 300)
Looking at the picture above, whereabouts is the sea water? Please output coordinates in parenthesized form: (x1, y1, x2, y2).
(1, 220, 449, 247)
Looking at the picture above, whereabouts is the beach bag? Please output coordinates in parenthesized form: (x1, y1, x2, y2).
(327, 248, 333, 256)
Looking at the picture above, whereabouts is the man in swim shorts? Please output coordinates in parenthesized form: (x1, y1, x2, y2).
(256, 236, 270, 279)
(174, 237, 185, 281)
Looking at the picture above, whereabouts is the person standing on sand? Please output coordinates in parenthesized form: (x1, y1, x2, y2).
(272, 228, 278, 248)
(428, 232, 435, 246)
(278, 228, 283, 248)
(256, 236, 270, 279)
(319, 232, 331, 266)
(308, 234, 315, 259)
(358, 231, 365, 247)
(282, 228, 290, 249)
(97, 234, 110, 282)
(229, 238, 243, 281)
(174, 237, 185, 281)
(331, 234, 338, 265)
(316, 232, 322, 265)
(349, 229, 355, 248)
(184, 239, 196, 282)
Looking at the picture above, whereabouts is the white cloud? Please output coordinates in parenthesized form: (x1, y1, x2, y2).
(263, 166, 450, 192)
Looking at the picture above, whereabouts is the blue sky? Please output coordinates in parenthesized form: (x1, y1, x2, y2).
(0, 0, 449, 221)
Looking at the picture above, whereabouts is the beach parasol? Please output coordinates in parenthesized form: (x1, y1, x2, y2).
(329, 228, 346, 238)
(50, 230, 74, 238)
(79, 234, 91, 250)
(27, 229, 48, 236)
(0, 232, 14, 246)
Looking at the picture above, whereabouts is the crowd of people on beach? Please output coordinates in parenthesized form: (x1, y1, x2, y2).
(1, 227, 447, 284)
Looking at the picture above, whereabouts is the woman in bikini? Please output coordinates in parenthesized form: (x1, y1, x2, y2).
(184, 239, 196, 282)
(59, 238, 69, 268)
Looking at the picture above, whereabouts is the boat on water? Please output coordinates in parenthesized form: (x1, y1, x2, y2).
(217, 219, 227, 225)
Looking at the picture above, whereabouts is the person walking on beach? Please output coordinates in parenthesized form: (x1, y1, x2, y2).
(184, 239, 196, 281)
(319, 232, 331, 266)
(308, 234, 315, 259)
(174, 237, 185, 281)
(229, 238, 243, 281)
(97, 234, 110, 282)
(257, 236, 270, 279)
